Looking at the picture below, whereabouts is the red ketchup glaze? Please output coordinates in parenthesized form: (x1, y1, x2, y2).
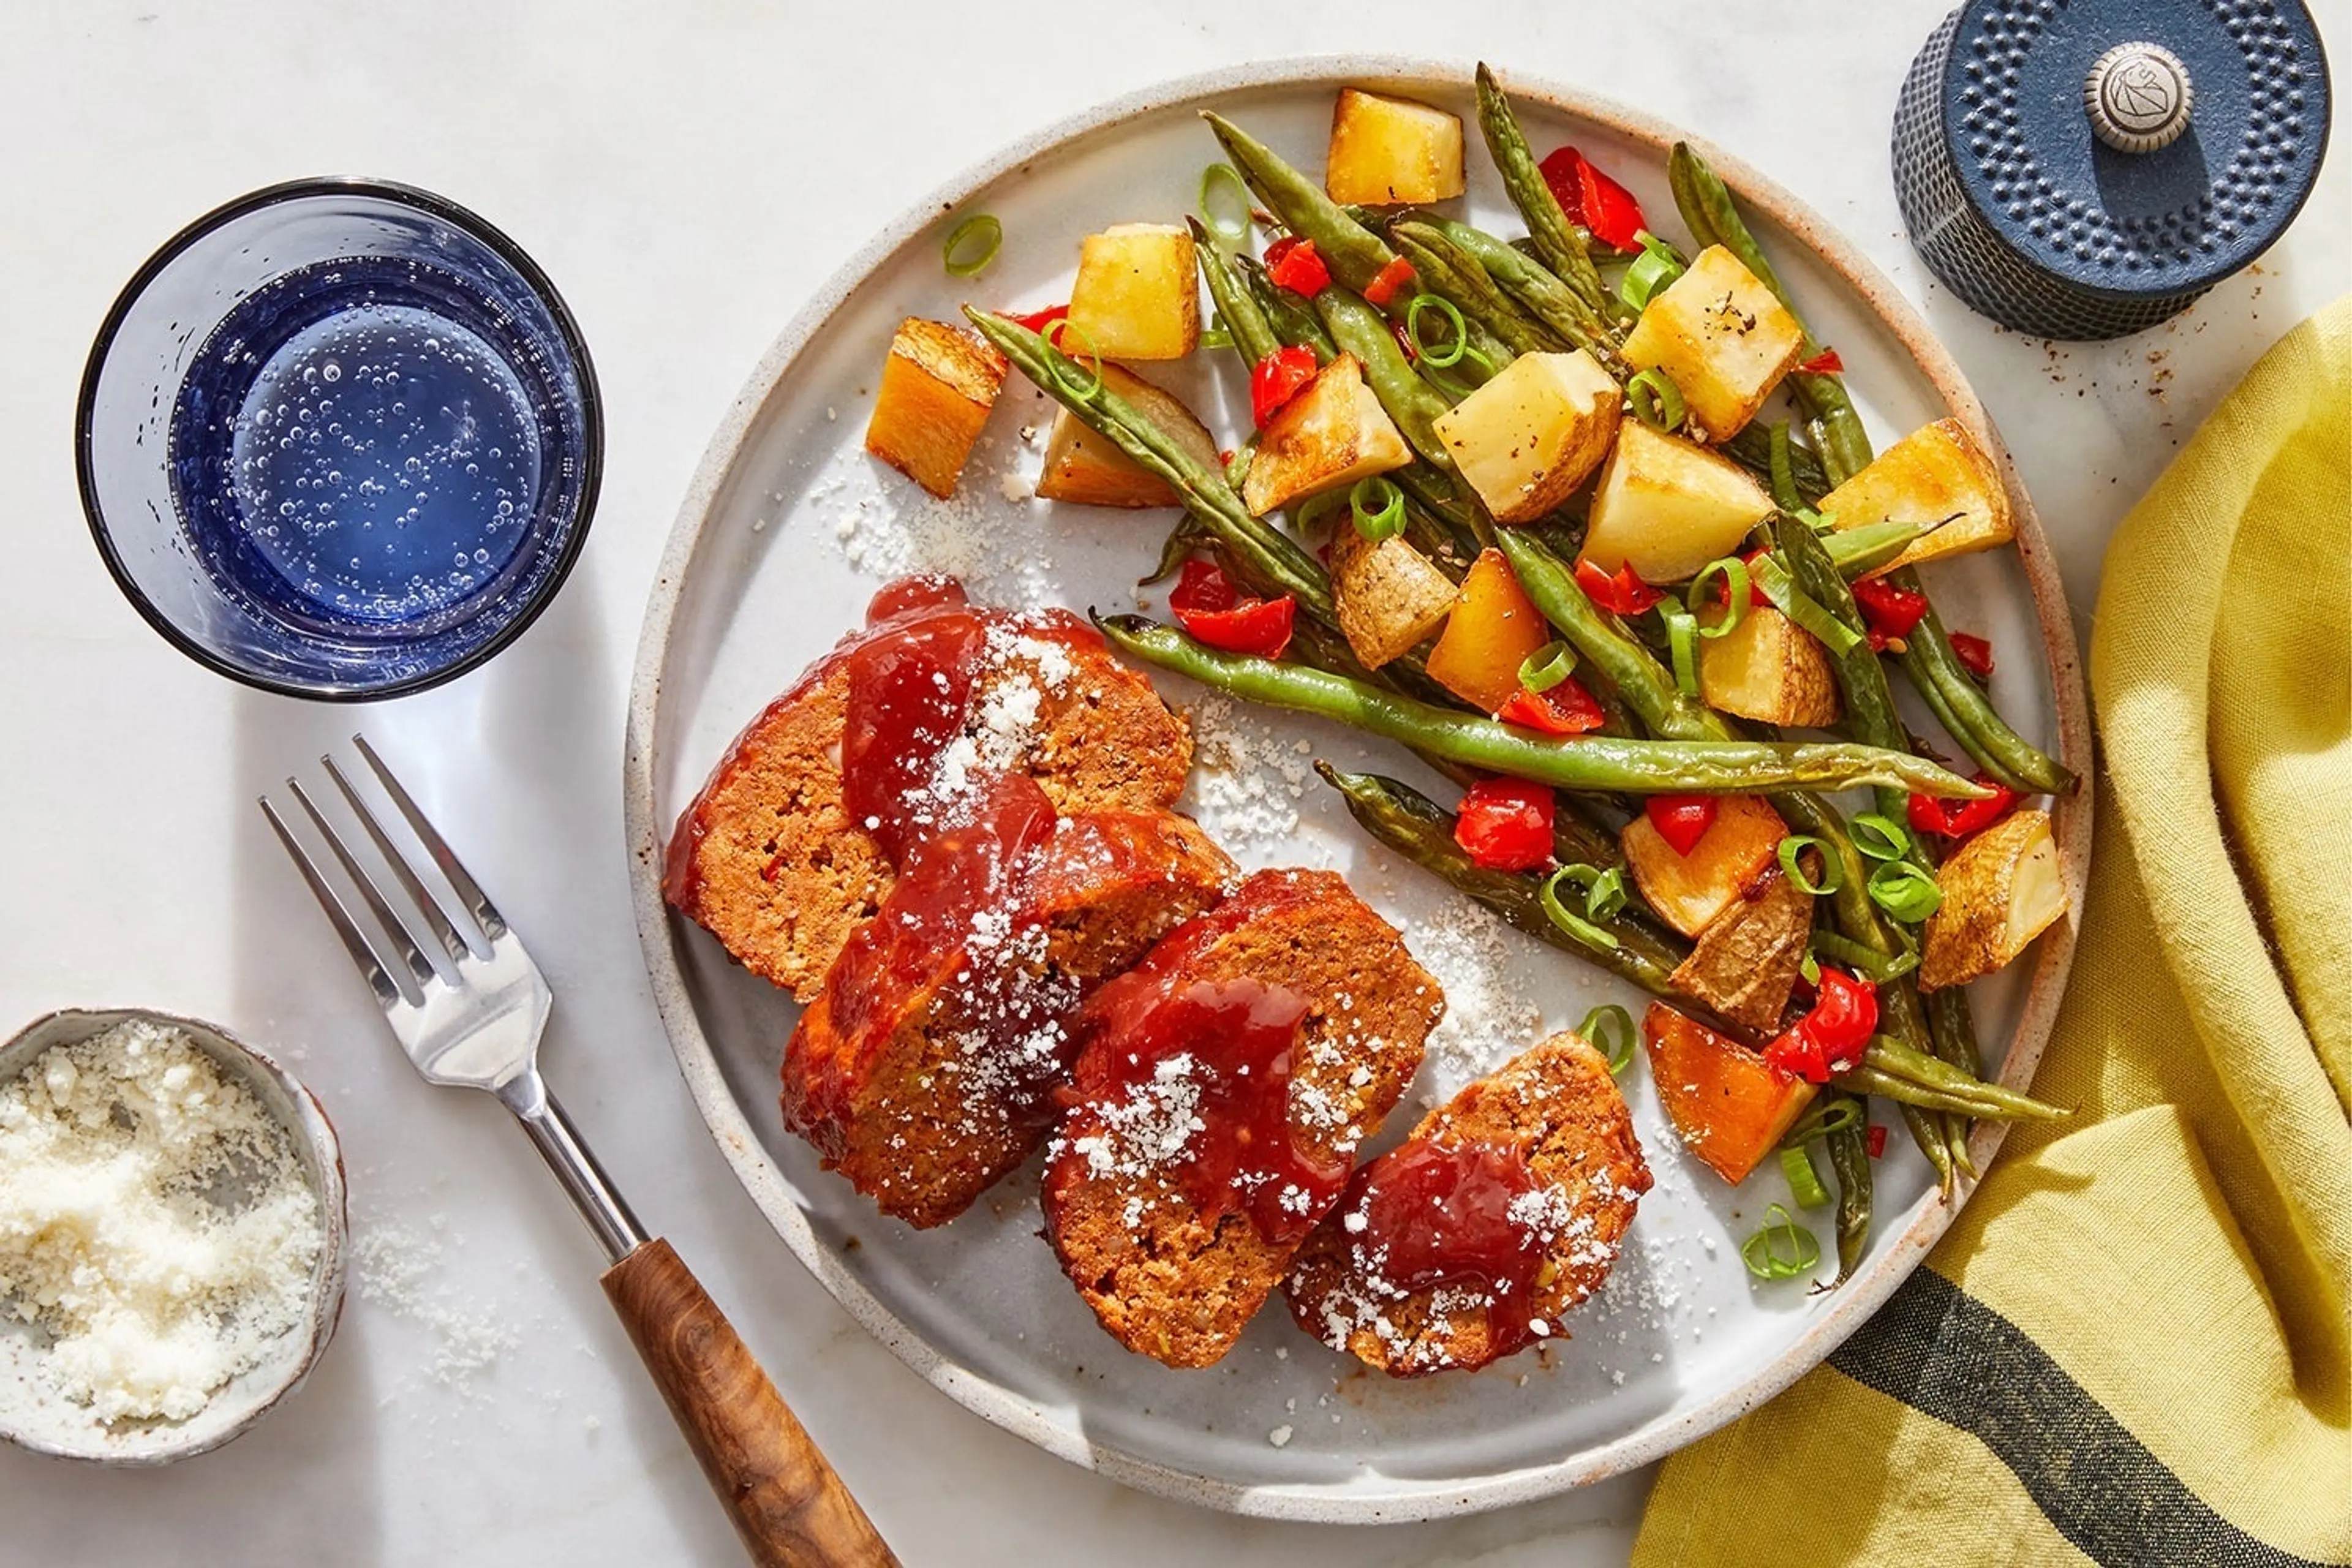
(660, 575, 1098, 906)
(1061, 976, 1343, 1246)
(1340, 1138, 1550, 1356)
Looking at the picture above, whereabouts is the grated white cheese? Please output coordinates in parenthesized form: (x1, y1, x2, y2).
(0, 1020, 323, 1427)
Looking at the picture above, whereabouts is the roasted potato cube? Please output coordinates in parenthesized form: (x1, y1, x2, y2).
(1325, 86, 1466, 206)
(1581, 417, 1776, 585)
(1034, 363, 1219, 508)
(1431, 349, 1621, 524)
(1820, 417, 2013, 576)
(1698, 603, 1841, 727)
(1066, 223, 1200, 361)
(1621, 244, 1806, 440)
(865, 317, 1008, 498)
(1621, 793, 1785, 938)
(1240, 352, 1412, 516)
(1670, 867, 1814, 1033)
(1425, 547, 1550, 713)
(1920, 809, 2067, 990)
(1643, 1002, 1816, 1184)
(1330, 528, 1457, 669)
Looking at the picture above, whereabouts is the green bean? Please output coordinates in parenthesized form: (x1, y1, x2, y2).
(1926, 985, 1983, 1179)
(1237, 254, 1338, 362)
(1898, 1102, 1957, 1196)
(1843, 1038, 2067, 1121)
(1824, 1100, 1872, 1285)
(1389, 222, 1561, 356)
(1473, 63, 1609, 314)
(1722, 421, 1833, 502)
(1188, 217, 1279, 369)
(1313, 286, 1459, 473)
(965, 309, 1334, 625)
(1494, 529, 1721, 740)
(1425, 216, 1621, 363)
(1099, 616, 1989, 797)
(1894, 575, 2077, 794)
(1200, 111, 1400, 295)
(1824, 519, 1940, 580)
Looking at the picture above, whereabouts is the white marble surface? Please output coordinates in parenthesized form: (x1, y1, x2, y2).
(0, 2, 2342, 1563)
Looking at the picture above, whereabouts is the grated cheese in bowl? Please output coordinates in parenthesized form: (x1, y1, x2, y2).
(0, 1012, 345, 1462)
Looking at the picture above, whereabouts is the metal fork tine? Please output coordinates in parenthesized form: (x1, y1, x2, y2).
(352, 733, 509, 940)
(322, 753, 474, 963)
(288, 777, 439, 997)
(260, 795, 405, 1012)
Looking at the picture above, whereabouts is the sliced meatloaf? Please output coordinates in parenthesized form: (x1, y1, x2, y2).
(1286, 1031, 1651, 1377)
(665, 601, 1193, 1001)
(782, 805, 1235, 1229)
(1041, 870, 1444, 1369)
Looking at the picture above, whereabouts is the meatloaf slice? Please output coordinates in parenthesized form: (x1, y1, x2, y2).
(665, 618, 1193, 1002)
(1042, 870, 1444, 1369)
(1285, 1031, 1651, 1377)
(783, 808, 1234, 1229)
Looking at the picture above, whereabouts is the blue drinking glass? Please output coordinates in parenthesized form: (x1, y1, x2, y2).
(76, 179, 601, 699)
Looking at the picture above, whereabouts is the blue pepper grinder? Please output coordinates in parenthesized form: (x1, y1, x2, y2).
(1892, 0, 2332, 339)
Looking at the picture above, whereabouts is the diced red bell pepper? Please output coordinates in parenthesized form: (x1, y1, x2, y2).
(1797, 347, 1845, 375)
(1496, 678, 1605, 736)
(1575, 557, 1665, 616)
(1389, 316, 1419, 364)
(1170, 559, 1295, 659)
(1645, 795, 1719, 857)
(1950, 631, 1996, 679)
(1867, 1124, 1889, 1159)
(1264, 235, 1332, 296)
(1249, 345, 1319, 428)
(1454, 778, 1556, 872)
(1537, 146, 1648, 252)
(1363, 256, 1417, 307)
(1852, 577, 1929, 644)
(1763, 968, 1879, 1084)
(1003, 303, 1070, 336)
(1907, 774, 2019, 841)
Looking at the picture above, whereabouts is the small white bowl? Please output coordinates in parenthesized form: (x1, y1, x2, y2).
(0, 1007, 349, 1464)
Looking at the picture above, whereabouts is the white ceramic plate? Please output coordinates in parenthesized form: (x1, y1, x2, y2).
(624, 58, 2090, 1523)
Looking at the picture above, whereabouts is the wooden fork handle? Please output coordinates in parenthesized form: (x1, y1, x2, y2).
(601, 1237, 900, 1568)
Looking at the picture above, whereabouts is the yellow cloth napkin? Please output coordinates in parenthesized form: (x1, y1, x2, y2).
(1635, 296, 2352, 1568)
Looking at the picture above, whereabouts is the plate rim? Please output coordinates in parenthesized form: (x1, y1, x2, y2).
(620, 54, 2093, 1523)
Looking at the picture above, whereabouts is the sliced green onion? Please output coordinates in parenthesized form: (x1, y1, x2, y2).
(1800, 949, 1822, 986)
(942, 213, 1002, 277)
(1810, 930, 1920, 984)
(1044, 320, 1104, 401)
(1225, 442, 1257, 492)
(1868, 859, 1945, 923)
(1579, 1005, 1637, 1076)
(1406, 293, 1469, 368)
(1766, 421, 1804, 514)
(1541, 865, 1621, 951)
(1618, 232, 1686, 313)
(1583, 865, 1629, 921)
(1750, 551, 1864, 657)
(1688, 557, 1751, 640)
(1519, 640, 1575, 693)
(1349, 475, 1406, 542)
(1627, 368, 1686, 432)
(1779, 1145, 1832, 1210)
(1852, 813, 1910, 862)
(1661, 600, 1700, 697)
(1777, 834, 1841, 895)
(1740, 1203, 1821, 1281)
(1779, 1096, 1866, 1148)
(1199, 325, 1234, 352)
(1294, 485, 1349, 533)
(1458, 344, 1500, 380)
(1198, 162, 1253, 251)
(1825, 518, 1932, 579)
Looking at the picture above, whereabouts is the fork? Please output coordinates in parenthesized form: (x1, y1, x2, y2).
(262, 736, 898, 1568)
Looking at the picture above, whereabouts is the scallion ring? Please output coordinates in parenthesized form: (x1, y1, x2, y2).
(1541, 865, 1621, 951)
(1688, 557, 1751, 640)
(1349, 475, 1405, 543)
(1740, 1203, 1821, 1281)
(1800, 949, 1822, 986)
(1750, 551, 1864, 657)
(1779, 1096, 1865, 1147)
(1199, 325, 1234, 352)
(1578, 1004, 1637, 1076)
(1519, 641, 1575, 693)
(1779, 1145, 1832, 1210)
(1293, 486, 1349, 533)
(1852, 813, 1911, 862)
(1661, 599, 1700, 697)
(1777, 834, 1841, 895)
(1627, 368, 1686, 432)
(1406, 293, 1470, 369)
(1867, 859, 1945, 923)
(942, 213, 1002, 277)
(1766, 421, 1805, 514)
(1809, 930, 1919, 983)
(1044, 320, 1105, 402)
(1198, 162, 1253, 251)
(1617, 233, 1686, 313)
